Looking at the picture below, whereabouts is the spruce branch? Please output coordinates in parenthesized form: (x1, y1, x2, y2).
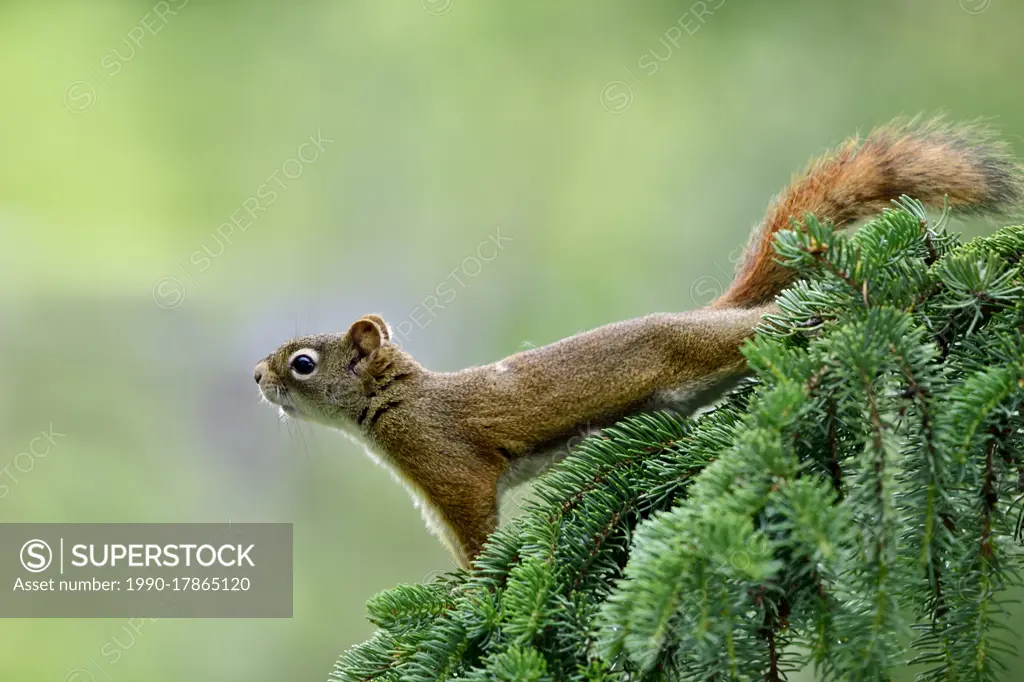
(330, 210, 1024, 682)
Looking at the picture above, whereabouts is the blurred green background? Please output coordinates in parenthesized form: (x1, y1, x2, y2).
(2, 0, 1023, 680)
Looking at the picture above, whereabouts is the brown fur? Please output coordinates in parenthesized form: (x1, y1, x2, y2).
(714, 117, 1022, 308)
(254, 118, 1022, 567)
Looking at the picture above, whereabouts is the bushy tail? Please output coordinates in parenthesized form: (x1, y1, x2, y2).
(713, 117, 1023, 308)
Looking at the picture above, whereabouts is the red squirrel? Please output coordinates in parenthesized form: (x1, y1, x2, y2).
(254, 119, 1022, 567)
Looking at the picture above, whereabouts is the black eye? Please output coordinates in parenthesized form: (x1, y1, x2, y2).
(290, 354, 317, 375)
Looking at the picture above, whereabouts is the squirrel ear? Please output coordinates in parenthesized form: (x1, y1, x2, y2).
(359, 314, 391, 341)
(348, 315, 389, 357)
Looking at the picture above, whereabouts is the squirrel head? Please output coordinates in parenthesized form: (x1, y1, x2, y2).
(254, 314, 417, 431)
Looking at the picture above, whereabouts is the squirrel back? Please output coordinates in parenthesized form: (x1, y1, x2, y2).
(714, 118, 1023, 308)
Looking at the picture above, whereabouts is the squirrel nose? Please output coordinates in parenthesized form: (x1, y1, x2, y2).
(254, 361, 268, 385)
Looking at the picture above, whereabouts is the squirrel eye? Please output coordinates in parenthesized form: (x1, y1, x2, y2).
(288, 350, 319, 379)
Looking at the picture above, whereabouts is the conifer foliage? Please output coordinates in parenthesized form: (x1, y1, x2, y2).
(331, 202, 1024, 682)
